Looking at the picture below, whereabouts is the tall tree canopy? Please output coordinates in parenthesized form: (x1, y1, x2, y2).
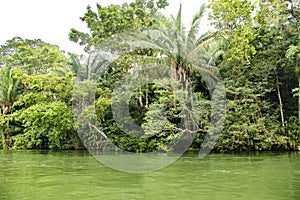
(0, 37, 77, 150)
(69, 0, 169, 52)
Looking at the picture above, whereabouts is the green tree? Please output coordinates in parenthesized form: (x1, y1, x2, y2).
(69, 0, 169, 52)
(0, 37, 69, 75)
(208, 0, 256, 63)
(285, 0, 300, 121)
(130, 4, 220, 146)
(0, 67, 20, 149)
(94, 4, 223, 151)
(69, 1, 171, 152)
(0, 37, 78, 150)
(209, 0, 300, 151)
(254, 0, 299, 136)
(11, 62, 76, 149)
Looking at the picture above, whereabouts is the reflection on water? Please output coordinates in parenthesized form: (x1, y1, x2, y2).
(1, 151, 300, 200)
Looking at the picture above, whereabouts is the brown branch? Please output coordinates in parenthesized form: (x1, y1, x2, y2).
(87, 121, 108, 139)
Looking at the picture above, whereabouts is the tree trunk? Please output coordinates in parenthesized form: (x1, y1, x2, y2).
(170, 58, 178, 108)
(145, 84, 149, 107)
(1, 105, 11, 150)
(276, 76, 285, 132)
(298, 77, 300, 121)
(1, 119, 8, 150)
(170, 59, 177, 79)
(5, 120, 10, 149)
(139, 87, 143, 107)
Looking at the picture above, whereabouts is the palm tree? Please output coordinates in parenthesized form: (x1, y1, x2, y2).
(116, 4, 223, 138)
(78, 4, 225, 152)
(0, 67, 20, 149)
(127, 4, 220, 80)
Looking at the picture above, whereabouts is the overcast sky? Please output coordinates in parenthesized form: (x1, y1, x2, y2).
(0, 0, 210, 54)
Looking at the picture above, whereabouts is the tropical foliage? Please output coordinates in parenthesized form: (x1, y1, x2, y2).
(0, 0, 299, 152)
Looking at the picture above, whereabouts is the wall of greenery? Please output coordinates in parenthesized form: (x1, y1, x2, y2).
(0, 0, 299, 152)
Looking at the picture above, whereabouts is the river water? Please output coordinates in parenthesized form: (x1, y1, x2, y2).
(1, 151, 300, 200)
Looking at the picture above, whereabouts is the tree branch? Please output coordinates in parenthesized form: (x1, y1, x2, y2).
(87, 121, 108, 139)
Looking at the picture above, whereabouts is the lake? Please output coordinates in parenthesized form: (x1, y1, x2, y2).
(1, 151, 300, 200)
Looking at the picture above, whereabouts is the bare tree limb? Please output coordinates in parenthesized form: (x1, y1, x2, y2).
(87, 121, 108, 139)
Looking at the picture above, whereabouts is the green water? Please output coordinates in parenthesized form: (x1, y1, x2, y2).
(1, 151, 300, 200)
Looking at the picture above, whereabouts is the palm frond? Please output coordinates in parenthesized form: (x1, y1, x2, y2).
(188, 32, 217, 61)
(186, 4, 206, 50)
(0, 67, 20, 107)
(175, 3, 183, 34)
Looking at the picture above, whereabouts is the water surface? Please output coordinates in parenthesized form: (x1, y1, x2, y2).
(1, 151, 300, 200)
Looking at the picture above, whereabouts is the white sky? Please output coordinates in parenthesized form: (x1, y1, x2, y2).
(0, 0, 210, 54)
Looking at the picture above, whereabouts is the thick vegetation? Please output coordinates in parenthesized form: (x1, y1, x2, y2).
(0, 0, 299, 152)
